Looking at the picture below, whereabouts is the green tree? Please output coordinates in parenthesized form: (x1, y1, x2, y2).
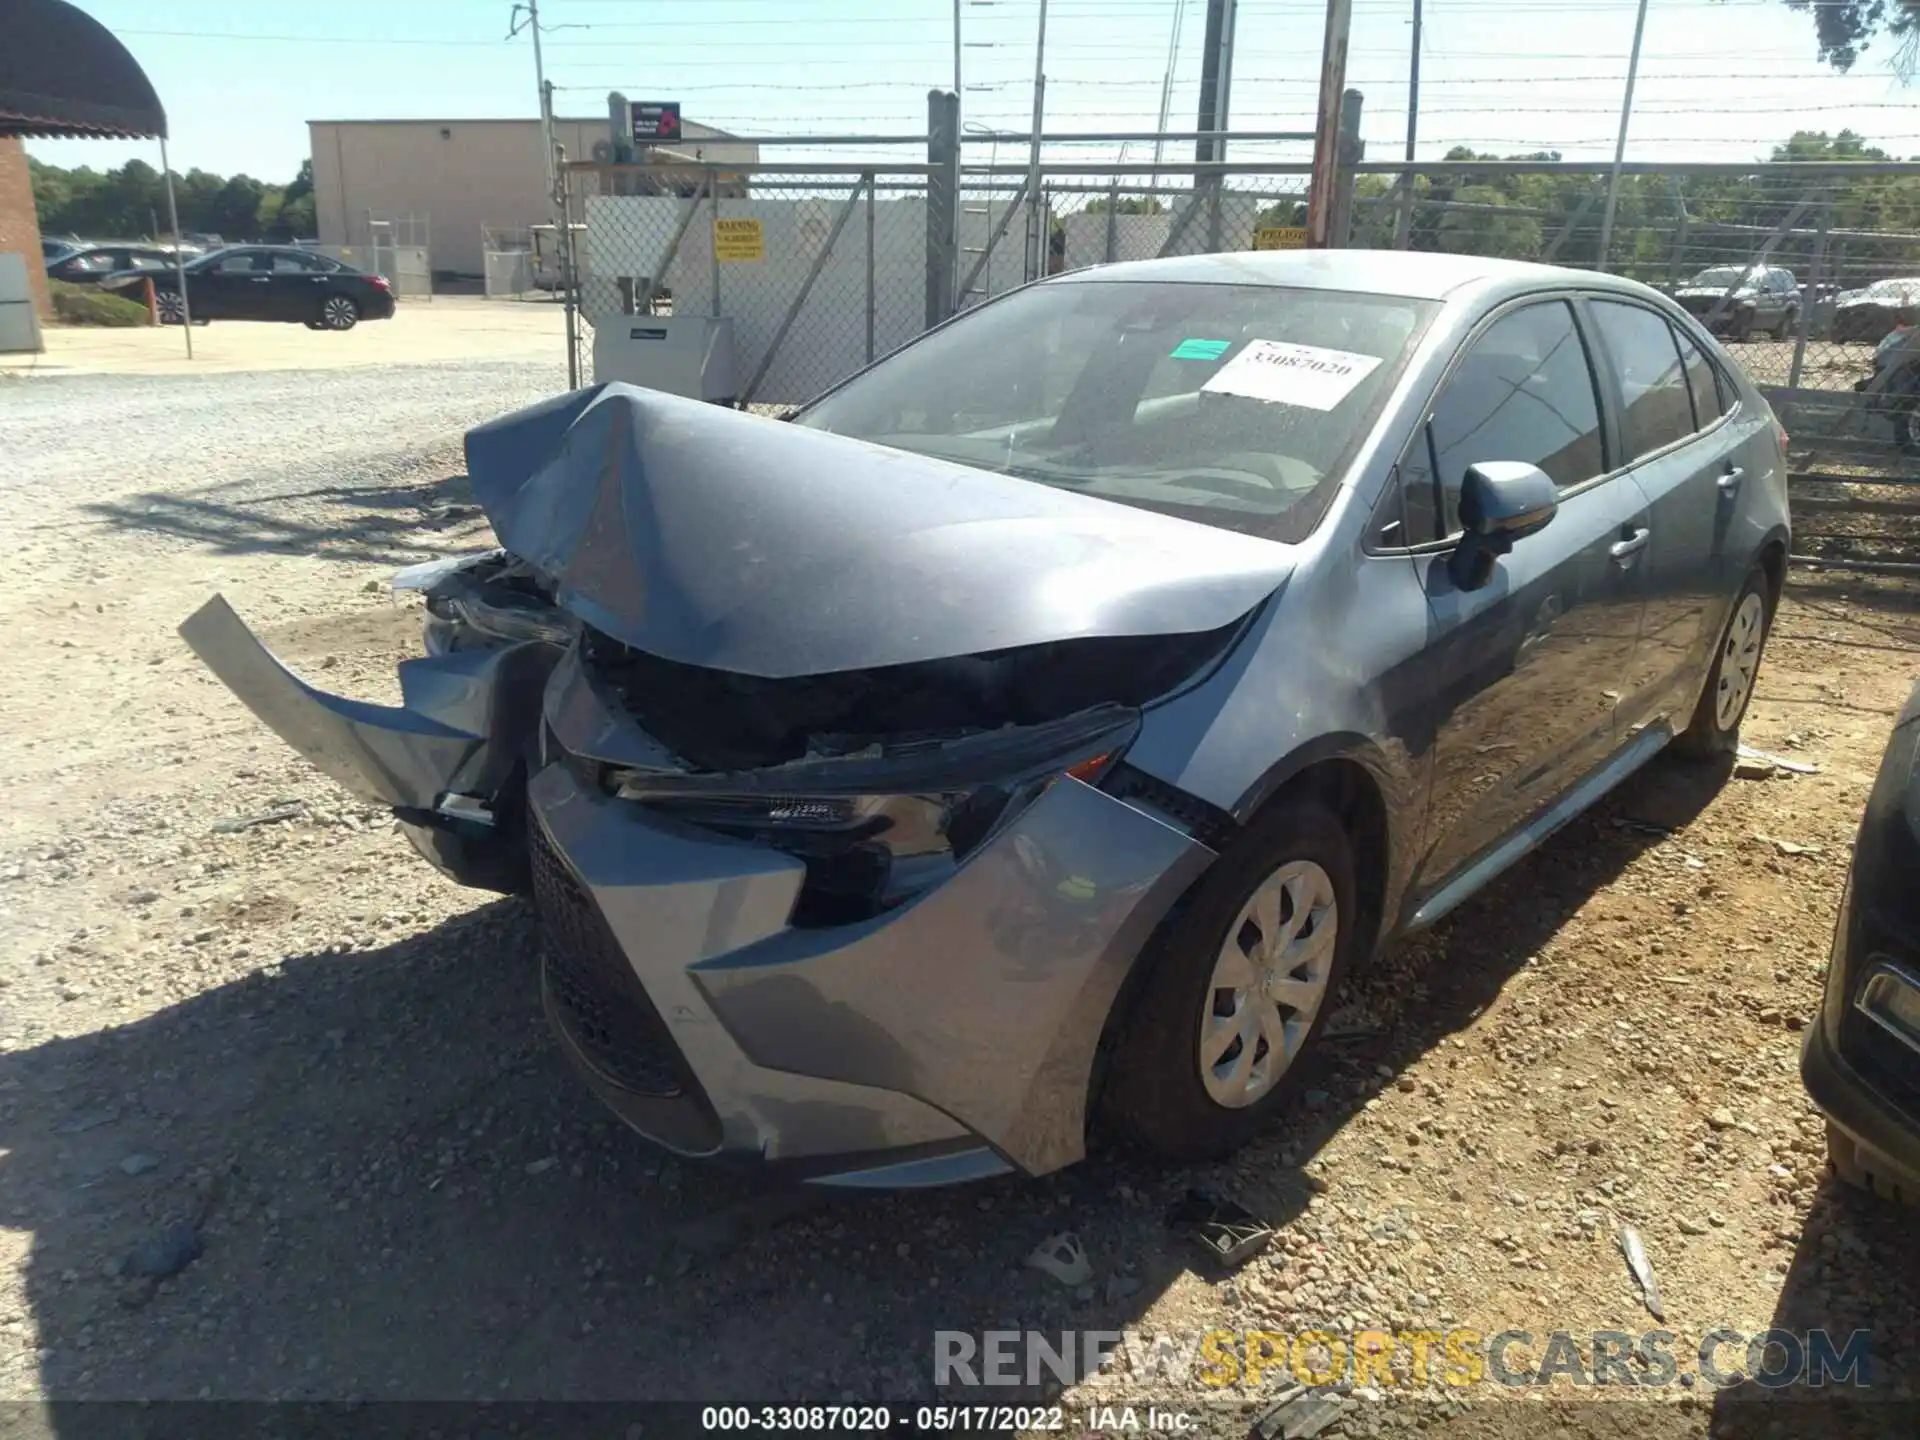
(1779, 0, 1920, 71)
(1084, 195, 1166, 215)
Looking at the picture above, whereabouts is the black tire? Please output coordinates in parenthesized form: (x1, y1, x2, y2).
(1674, 566, 1773, 759)
(319, 294, 359, 331)
(1102, 797, 1359, 1162)
(1825, 1121, 1919, 1207)
(303, 320, 324, 331)
(1896, 398, 1920, 457)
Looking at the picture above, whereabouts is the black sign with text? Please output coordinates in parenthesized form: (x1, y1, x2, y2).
(629, 101, 682, 143)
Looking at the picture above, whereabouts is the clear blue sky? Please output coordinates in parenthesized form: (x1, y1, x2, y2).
(26, 0, 1920, 181)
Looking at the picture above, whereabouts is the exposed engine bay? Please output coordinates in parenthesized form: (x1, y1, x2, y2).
(403, 546, 1243, 924)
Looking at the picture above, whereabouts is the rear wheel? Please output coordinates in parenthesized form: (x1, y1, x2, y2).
(1825, 1121, 1919, 1207)
(156, 288, 185, 324)
(1674, 567, 1772, 759)
(1103, 797, 1357, 1161)
(319, 294, 359, 331)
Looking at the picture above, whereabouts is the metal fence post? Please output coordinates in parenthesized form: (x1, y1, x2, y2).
(1789, 195, 1829, 390)
(708, 168, 722, 319)
(1328, 89, 1364, 248)
(1665, 178, 1691, 288)
(1104, 177, 1120, 264)
(866, 169, 877, 364)
(555, 150, 579, 390)
(927, 90, 960, 328)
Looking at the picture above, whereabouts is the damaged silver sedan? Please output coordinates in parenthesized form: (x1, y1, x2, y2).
(183, 251, 1791, 1187)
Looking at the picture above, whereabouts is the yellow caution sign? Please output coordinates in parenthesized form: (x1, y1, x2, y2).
(714, 217, 766, 262)
(1253, 226, 1310, 251)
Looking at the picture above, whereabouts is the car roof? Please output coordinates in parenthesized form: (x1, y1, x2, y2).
(1051, 248, 1658, 304)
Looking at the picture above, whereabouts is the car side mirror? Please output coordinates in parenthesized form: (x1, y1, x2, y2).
(1447, 461, 1559, 592)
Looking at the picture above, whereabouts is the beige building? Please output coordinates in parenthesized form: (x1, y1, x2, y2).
(308, 116, 760, 277)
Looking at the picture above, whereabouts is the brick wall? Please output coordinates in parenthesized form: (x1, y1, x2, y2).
(0, 137, 51, 319)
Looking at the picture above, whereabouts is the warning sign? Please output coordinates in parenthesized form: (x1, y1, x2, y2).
(714, 218, 766, 263)
(1253, 227, 1310, 251)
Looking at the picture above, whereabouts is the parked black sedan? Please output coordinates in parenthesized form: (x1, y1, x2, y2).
(46, 243, 178, 287)
(102, 245, 396, 330)
(1804, 679, 1920, 1206)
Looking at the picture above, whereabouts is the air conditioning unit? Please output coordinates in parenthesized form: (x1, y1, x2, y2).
(592, 315, 736, 404)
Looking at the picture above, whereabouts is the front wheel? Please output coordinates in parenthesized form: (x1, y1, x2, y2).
(319, 294, 360, 331)
(1102, 797, 1357, 1162)
(156, 289, 186, 325)
(1896, 397, 1920, 456)
(1674, 567, 1773, 759)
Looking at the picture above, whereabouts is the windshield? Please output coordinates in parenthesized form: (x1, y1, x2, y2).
(794, 280, 1434, 541)
(1868, 279, 1920, 299)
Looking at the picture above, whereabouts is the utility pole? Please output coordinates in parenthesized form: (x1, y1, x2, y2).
(1192, 0, 1238, 251)
(1150, 0, 1189, 196)
(511, 0, 557, 203)
(1393, 0, 1422, 250)
(1597, 0, 1651, 270)
(1025, 0, 1050, 282)
(1193, 0, 1238, 165)
(1306, 0, 1353, 247)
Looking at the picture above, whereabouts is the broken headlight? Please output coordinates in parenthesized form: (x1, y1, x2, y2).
(607, 743, 1120, 927)
(393, 550, 571, 653)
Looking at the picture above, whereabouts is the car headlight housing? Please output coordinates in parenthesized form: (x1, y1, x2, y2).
(606, 733, 1123, 926)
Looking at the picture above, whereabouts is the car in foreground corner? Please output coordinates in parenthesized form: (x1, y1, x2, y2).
(178, 250, 1791, 1189)
(100, 244, 395, 330)
(1804, 681, 1920, 1207)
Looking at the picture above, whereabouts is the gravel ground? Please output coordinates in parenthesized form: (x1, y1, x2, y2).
(1, 360, 1917, 1437)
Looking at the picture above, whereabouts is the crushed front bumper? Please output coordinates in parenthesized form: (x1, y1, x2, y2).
(182, 596, 1217, 1185)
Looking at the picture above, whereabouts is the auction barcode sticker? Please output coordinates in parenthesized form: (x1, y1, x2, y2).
(1200, 339, 1383, 410)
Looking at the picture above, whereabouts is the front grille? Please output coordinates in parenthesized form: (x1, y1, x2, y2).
(528, 819, 691, 1098)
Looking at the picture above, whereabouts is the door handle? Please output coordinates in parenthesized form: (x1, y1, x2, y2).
(1610, 527, 1651, 561)
(249, 276, 271, 283)
(1718, 467, 1744, 493)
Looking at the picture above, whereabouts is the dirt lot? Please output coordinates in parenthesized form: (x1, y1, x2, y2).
(1, 355, 1917, 1435)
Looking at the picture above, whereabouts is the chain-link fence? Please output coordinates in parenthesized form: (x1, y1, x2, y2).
(553, 145, 1920, 566)
(564, 163, 938, 408)
(481, 224, 537, 299)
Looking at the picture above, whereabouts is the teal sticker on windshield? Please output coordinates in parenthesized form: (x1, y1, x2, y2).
(1170, 338, 1232, 361)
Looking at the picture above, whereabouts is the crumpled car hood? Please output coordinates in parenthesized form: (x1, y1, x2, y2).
(462, 383, 1296, 679)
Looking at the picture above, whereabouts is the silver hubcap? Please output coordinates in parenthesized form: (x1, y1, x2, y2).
(324, 298, 354, 327)
(1198, 859, 1338, 1109)
(1714, 591, 1767, 731)
(158, 292, 182, 319)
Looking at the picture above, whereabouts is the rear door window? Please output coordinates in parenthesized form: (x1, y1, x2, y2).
(1588, 300, 1696, 461)
(1671, 325, 1724, 430)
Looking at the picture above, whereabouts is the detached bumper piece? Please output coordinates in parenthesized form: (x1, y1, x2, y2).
(177, 594, 559, 894)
